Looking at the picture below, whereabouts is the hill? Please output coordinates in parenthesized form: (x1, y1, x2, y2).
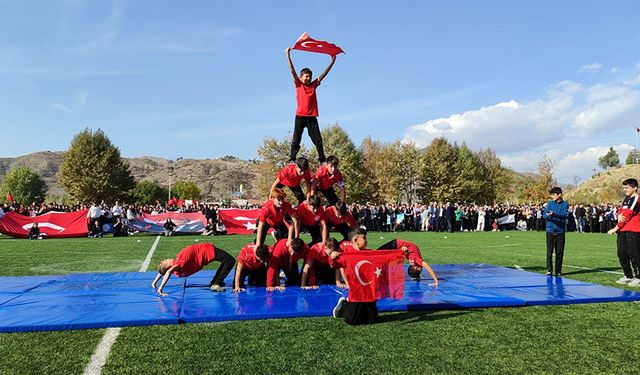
(0, 152, 262, 202)
(564, 164, 640, 204)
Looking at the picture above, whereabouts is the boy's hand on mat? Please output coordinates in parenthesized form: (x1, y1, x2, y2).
(429, 282, 439, 287)
(150, 282, 156, 289)
(157, 289, 169, 297)
(233, 287, 245, 293)
(301, 285, 319, 290)
(336, 282, 348, 289)
(267, 286, 285, 292)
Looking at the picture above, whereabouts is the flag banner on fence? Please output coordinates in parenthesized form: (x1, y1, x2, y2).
(497, 214, 516, 225)
(0, 209, 89, 238)
(217, 208, 264, 235)
(129, 212, 206, 234)
(292, 32, 344, 56)
(339, 250, 405, 302)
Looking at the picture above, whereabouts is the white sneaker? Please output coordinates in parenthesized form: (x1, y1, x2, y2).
(616, 277, 633, 285)
(332, 296, 348, 318)
(627, 278, 640, 287)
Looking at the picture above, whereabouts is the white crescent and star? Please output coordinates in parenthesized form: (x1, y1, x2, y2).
(22, 222, 66, 232)
(354, 260, 383, 286)
(301, 41, 323, 49)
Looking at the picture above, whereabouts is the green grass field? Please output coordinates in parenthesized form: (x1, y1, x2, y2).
(0, 231, 638, 374)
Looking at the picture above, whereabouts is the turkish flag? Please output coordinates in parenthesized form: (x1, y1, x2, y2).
(0, 209, 89, 238)
(339, 250, 405, 302)
(218, 208, 262, 235)
(292, 32, 344, 56)
(6, 192, 14, 203)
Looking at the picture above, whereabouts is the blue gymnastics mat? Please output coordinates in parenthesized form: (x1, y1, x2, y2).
(1, 264, 639, 332)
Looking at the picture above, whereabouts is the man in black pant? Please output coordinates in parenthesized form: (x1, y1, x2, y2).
(607, 179, 640, 287)
(542, 187, 569, 276)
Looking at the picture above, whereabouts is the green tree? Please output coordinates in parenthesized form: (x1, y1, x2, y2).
(309, 124, 367, 203)
(1, 166, 47, 204)
(525, 155, 555, 203)
(130, 180, 168, 204)
(172, 181, 202, 200)
(476, 148, 508, 203)
(455, 143, 492, 204)
(58, 128, 135, 203)
(598, 147, 620, 170)
(626, 150, 640, 165)
(417, 137, 460, 203)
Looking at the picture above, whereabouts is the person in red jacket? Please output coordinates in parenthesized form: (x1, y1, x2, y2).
(311, 155, 345, 205)
(152, 242, 235, 295)
(296, 195, 328, 246)
(377, 239, 438, 286)
(266, 238, 309, 291)
(233, 243, 271, 293)
(270, 157, 312, 205)
(301, 238, 346, 288)
(607, 178, 640, 286)
(255, 187, 299, 247)
(325, 200, 357, 241)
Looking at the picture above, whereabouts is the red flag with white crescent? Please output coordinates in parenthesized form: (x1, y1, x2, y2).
(0, 209, 89, 238)
(337, 250, 405, 302)
(217, 208, 273, 235)
(292, 32, 344, 56)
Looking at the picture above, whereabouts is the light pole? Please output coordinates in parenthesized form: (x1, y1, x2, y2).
(168, 165, 174, 202)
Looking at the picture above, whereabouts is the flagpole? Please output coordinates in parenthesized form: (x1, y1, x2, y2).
(636, 126, 638, 164)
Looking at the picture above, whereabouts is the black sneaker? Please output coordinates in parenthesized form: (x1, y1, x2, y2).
(332, 297, 347, 318)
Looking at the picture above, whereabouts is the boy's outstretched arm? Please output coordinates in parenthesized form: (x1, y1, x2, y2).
(156, 265, 179, 296)
(285, 48, 299, 82)
(423, 263, 439, 287)
(318, 55, 337, 83)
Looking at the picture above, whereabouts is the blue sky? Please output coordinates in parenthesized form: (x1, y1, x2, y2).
(1, 1, 640, 183)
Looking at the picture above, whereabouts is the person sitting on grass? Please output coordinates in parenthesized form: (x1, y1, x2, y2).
(163, 218, 177, 237)
(88, 219, 103, 238)
(151, 242, 235, 296)
(28, 222, 42, 240)
(233, 243, 271, 293)
(377, 238, 438, 285)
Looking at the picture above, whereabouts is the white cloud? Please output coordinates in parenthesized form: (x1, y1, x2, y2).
(75, 90, 88, 107)
(609, 67, 621, 74)
(624, 74, 640, 87)
(51, 102, 75, 114)
(577, 63, 602, 75)
(555, 144, 633, 182)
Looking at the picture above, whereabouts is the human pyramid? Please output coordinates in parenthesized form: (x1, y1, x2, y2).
(151, 34, 439, 325)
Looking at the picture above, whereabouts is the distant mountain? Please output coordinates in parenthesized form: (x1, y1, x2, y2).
(0, 152, 262, 202)
(565, 164, 639, 204)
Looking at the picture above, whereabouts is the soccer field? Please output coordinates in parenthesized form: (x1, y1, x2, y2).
(0, 231, 638, 374)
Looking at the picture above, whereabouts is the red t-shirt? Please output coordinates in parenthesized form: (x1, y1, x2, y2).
(339, 240, 356, 253)
(277, 164, 311, 188)
(295, 79, 320, 117)
(305, 242, 331, 266)
(259, 199, 295, 227)
(325, 206, 357, 228)
(617, 195, 640, 233)
(296, 202, 326, 227)
(172, 243, 216, 277)
(396, 239, 424, 267)
(237, 243, 268, 271)
(266, 239, 309, 287)
(313, 165, 345, 191)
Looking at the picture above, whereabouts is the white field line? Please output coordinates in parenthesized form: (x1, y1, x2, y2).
(82, 235, 161, 375)
(514, 264, 625, 276)
(514, 265, 524, 271)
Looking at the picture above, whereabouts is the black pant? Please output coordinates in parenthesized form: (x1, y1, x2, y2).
(333, 222, 352, 241)
(319, 187, 339, 206)
(343, 301, 378, 325)
(239, 266, 267, 287)
(546, 232, 565, 275)
(283, 262, 301, 286)
(277, 183, 305, 205)
(210, 248, 236, 287)
(256, 221, 289, 245)
(617, 232, 640, 279)
(290, 116, 325, 163)
(304, 224, 323, 246)
(377, 239, 398, 250)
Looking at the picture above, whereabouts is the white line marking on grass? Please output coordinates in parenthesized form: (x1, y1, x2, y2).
(514, 265, 524, 271)
(83, 235, 161, 375)
(564, 265, 625, 275)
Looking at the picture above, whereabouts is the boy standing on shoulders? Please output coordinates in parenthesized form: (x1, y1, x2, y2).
(607, 178, 640, 286)
(543, 187, 569, 277)
(286, 47, 337, 164)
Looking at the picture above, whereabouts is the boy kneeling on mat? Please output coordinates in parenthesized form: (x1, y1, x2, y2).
(151, 242, 235, 296)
